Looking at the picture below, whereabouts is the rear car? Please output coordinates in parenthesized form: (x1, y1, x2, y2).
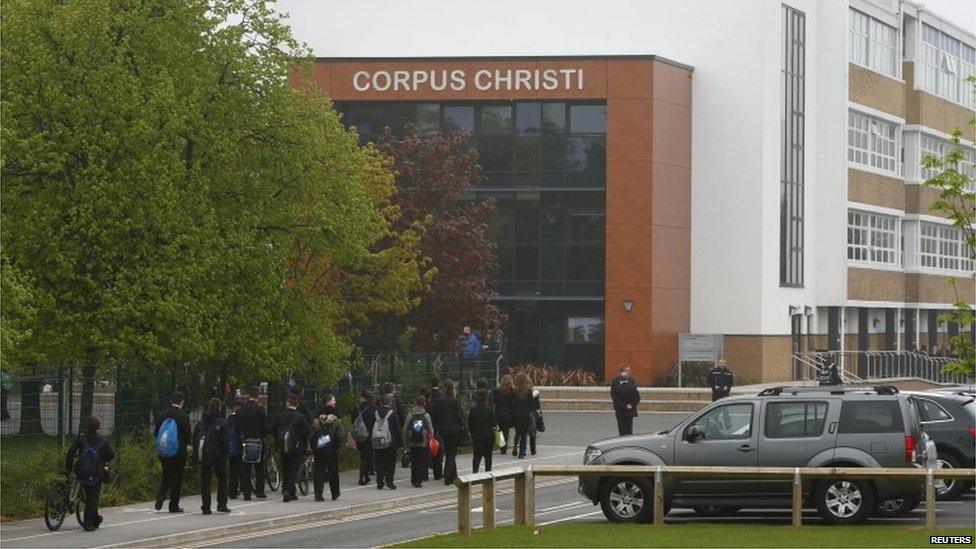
(912, 390, 976, 499)
(578, 386, 928, 524)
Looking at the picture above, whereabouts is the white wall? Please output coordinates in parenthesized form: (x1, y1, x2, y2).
(274, 0, 865, 337)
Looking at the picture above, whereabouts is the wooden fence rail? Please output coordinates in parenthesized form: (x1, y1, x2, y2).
(452, 464, 976, 535)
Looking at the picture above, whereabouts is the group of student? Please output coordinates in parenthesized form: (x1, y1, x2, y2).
(351, 373, 543, 491)
(63, 372, 544, 531)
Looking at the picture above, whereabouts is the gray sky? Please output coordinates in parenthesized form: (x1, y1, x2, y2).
(922, 0, 975, 33)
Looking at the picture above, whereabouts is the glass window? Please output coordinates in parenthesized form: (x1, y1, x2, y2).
(918, 222, 973, 273)
(542, 103, 566, 133)
(686, 403, 754, 441)
(838, 401, 903, 433)
(416, 103, 440, 133)
(916, 398, 953, 422)
(566, 137, 606, 173)
(765, 401, 828, 438)
(848, 9, 896, 77)
(914, 23, 975, 109)
(516, 103, 542, 135)
(569, 105, 607, 134)
(847, 110, 898, 175)
(847, 209, 898, 266)
(566, 317, 604, 343)
(514, 245, 539, 279)
(477, 136, 514, 173)
(481, 105, 513, 134)
(781, 4, 805, 288)
(565, 245, 604, 280)
(443, 105, 474, 134)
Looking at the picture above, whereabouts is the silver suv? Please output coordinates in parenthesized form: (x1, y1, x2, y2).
(578, 385, 929, 525)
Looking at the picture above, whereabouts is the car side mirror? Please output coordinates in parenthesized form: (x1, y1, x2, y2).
(684, 425, 704, 442)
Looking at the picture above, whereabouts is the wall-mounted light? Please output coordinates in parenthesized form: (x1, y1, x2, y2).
(872, 318, 880, 328)
(788, 305, 799, 316)
(804, 306, 813, 316)
(623, 299, 634, 313)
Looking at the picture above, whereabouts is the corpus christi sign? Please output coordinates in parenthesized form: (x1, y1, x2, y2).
(351, 67, 585, 93)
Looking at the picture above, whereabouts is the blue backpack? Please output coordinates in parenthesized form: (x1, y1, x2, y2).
(76, 438, 105, 486)
(156, 417, 179, 458)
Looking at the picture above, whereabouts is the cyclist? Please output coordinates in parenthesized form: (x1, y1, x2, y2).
(65, 416, 115, 531)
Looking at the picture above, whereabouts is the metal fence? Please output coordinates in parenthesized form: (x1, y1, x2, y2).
(0, 351, 502, 441)
(793, 350, 969, 384)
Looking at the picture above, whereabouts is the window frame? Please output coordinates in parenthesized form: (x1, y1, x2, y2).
(684, 402, 755, 441)
(763, 400, 829, 439)
(848, 8, 898, 78)
(847, 209, 900, 267)
(914, 23, 976, 110)
(914, 397, 955, 424)
(847, 110, 900, 176)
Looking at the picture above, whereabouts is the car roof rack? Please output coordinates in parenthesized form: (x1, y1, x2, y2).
(758, 385, 899, 396)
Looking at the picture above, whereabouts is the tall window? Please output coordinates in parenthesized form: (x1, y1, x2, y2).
(913, 132, 976, 191)
(781, 5, 805, 287)
(848, 110, 899, 175)
(919, 222, 974, 273)
(917, 23, 976, 109)
(848, 210, 898, 266)
(849, 9, 897, 77)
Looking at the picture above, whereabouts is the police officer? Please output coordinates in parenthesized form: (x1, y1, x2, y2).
(707, 358, 734, 401)
(610, 363, 641, 436)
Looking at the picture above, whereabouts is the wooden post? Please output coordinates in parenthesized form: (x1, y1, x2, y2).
(791, 467, 802, 527)
(653, 466, 665, 525)
(458, 483, 471, 536)
(925, 467, 936, 530)
(514, 472, 526, 525)
(525, 466, 536, 526)
(482, 477, 496, 530)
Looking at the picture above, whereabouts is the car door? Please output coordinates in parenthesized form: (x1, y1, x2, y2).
(756, 399, 836, 495)
(673, 401, 758, 496)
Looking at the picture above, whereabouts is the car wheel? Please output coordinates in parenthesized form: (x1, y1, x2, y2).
(935, 454, 964, 500)
(599, 477, 655, 523)
(874, 496, 919, 518)
(693, 505, 741, 517)
(815, 478, 875, 525)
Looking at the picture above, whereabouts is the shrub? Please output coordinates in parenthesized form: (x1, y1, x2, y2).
(503, 364, 597, 386)
(653, 361, 714, 387)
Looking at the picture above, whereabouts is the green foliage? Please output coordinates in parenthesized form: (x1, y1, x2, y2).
(921, 76, 976, 378)
(1, 0, 423, 387)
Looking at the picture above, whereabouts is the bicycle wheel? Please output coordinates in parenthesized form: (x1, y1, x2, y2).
(43, 481, 68, 531)
(298, 458, 310, 496)
(75, 484, 88, 529)
(266, 454, 280, 493)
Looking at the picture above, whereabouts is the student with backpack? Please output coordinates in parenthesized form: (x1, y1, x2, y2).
(352, 390, 376, 486)
(310, 409, 344, 501)
(492, 375, 515, 455)
(192, 398, 230, 514)
(433, 379, 464, 484)
(467, 389, 497, 473)
(270, 392, 310, 502)
(401, 394, 434, 488)
(371, 394, 400, 489)
(65, 416, 115, 531)
(154, 391, 191, 513)
(225, 398, 243, 499)
(236, 386, 268, 500)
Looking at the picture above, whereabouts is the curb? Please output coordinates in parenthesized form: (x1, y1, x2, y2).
(103, 489, 455, 548)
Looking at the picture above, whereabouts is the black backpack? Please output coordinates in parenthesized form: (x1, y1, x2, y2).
(196, 420, 224, 464)
(76, 437, 105, 486)
(280, 417, 303, 455)
(408, 412, 426, 444)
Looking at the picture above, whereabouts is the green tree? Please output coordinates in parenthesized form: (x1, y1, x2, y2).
(1, 0, 422, 425)
(921, 76, 975, 378)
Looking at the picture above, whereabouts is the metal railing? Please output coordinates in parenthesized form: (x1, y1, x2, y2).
(453, 464, 976, 534)
(793, 350, 968, 384)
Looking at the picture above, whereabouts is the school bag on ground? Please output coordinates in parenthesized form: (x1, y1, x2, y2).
(156, 417, 179, 458)
(76, 438, 106, 486)
(408, 412, 426, 444)
(371, 410, 393, 449)
(351, 413, 369, 443)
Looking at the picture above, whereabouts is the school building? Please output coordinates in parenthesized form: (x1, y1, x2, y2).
(282, 0, 975, 384)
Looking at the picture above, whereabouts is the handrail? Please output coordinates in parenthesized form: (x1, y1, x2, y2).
(453, 464, 976, 535)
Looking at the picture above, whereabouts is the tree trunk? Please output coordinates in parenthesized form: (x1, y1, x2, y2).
(17, 379, 44, 434)
(78, 363, 95, 431)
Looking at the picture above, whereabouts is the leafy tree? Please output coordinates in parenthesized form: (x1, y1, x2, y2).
(921, 76, 975, 377)
(371, 126, 503, 351)
(1, 0, 422, 429)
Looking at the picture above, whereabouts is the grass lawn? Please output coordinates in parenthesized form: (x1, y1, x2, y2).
(392, 523, 976, 548)
(0, 434, 59, 464)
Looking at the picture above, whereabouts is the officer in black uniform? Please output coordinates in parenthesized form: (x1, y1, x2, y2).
(706, 358, 734, 401)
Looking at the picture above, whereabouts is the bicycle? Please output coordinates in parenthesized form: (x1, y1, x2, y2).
(265, 452, 280, 493)
(43, 473, 86, 531)
(297, 454, 312, 496)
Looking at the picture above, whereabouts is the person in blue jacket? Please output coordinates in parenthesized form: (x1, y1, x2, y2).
(458, 326, 481, 360)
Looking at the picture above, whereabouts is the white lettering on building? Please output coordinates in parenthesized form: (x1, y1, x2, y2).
(350, 68, 585, 93)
